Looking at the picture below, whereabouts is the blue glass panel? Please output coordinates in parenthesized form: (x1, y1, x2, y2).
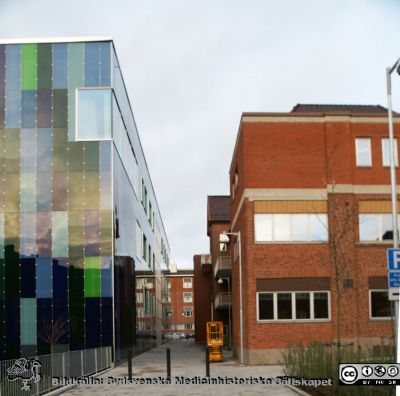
(101, 257, 112, 297)
(52, 258, 68, 298)
(85, 298, 100, 348)
(20, 128, 36, 172)
(36, 172, 51, 211)
(5, 45, 21, 128)
(52, 44, 67, 89)
(99, 42, 111, 86)
(5, 298, 19, 346)
(101, 297, 112, 346)
(20, 213, 36, 257)
(100, 141, 111, 171)
(21, 90, 36, 128)
(37, 128, 51, 172)
(21, 258, 36, 298)
(37, 89, 52, 128)
(5, 89, 20, 128)
(36, 257, 52, 298)
(20, 298, 37, 345)
(37, 298, 52, 346)
(85, 43, 99, 87)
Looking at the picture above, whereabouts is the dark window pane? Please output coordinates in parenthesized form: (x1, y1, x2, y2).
(37, 43, 52, 89)
(277, 293, 292, 319)
(37, 89, 52, 128)
(371, 291, 391, 318)
(53, 90, 68, 127)
(295, 292, 310, 319)
(314, 292, 329, 319)
(258, 293, 273, 320)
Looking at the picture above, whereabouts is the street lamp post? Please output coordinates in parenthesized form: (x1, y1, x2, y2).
(386, 59, 400, 373)
(218, 277, 232, 350)
(219, 231, 244, 365)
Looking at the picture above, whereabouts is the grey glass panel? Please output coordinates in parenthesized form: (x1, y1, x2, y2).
(20, 128, 36, 172)
(20, 213, 36, 257)
(20, 173, 36, 213)
(52, 44, 67, 89)
(85, 43, 99, 87)
(37, 128, 51, 172)
(21, 91, 36, 128)
(37, 89, 52, 128)
(99, 42, 111, 86)
(37, 172, 51, 212)
(77, 89, 111, 140)
(52, 211, 68, 257)
(277, 293, 292, 319)
(254, 214, 272, 242)
(359, 214, 379, 241)
(292, 214, 308, 241)
(310, 214, 328, 241)
(5, 45, 21, 128)
(274, 214, 291, 241)
(5, 89, 20, 128)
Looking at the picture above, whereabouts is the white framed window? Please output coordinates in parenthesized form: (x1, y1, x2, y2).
(355, 138, 372, 167)
(183, 292, 193, 303)
(382, 138, 398, 167)
(183, 277, 192, 288)
(254, 214, 328, 242)
(136, 292, 143, 304)
(257, 291, 330, 322)
(185, 323, 194, 330)
(369, 290, 392, 319)
(359, 214, 398, 242)
(176, 324, 185, 330)
(183, 307, 193, 317)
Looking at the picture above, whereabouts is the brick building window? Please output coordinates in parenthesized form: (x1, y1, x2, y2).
(183, 307, 193, 317)
(183, 292, 193, 302)
(254, 214, 328, 242)
(183, 277, 192, 288)
(369, 290, 392, 319)
(359, 214, 397, 242)
(382, 138, 398, 167)
(185, 323, 194, 330)
(355, 138, 372, 166)
(257, 291, 330, 321)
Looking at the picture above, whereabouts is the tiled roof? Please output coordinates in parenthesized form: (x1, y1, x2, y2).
(207, 196, 230, 222)
(291, 104, 398, 115)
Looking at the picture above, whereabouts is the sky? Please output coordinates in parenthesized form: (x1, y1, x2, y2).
(0, 0, 400, 268)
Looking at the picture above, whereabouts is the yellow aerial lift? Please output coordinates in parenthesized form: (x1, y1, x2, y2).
(206, 321, 223, 362)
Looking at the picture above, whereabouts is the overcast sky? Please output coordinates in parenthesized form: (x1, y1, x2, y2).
(1, 0, 400, 268)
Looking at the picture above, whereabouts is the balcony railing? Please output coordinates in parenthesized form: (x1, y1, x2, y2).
(214, 292, 232, 309)
(214, 255, 232, 279)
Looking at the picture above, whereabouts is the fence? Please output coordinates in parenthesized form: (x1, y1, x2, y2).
(0, 346, 112, 396)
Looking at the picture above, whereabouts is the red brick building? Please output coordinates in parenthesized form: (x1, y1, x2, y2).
(210, 104, 398, 364)
(162, 264, 195, 337)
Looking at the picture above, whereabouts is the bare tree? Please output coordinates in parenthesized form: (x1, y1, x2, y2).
(38, 315, 68, 355)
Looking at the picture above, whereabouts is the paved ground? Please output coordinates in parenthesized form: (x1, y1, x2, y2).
(62, 339, 299, 396)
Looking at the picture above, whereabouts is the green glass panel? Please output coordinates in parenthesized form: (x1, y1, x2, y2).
(68, 211, 84, 258)
(52, 211, 68, 257)
(21, 44, 37, 90)
(69, 142, 84, 171)
(37, 43, 52, 89)
(20, 173, 36, 212)
(100, 210, 112, 256)
(84, 141, 99, 171)
(53, 90, 68, 128)
(5, 176, 19, 213)
(68, 172, 84, 211)
(21, 298, 37, 345)
(84, 171, 99, 210)
(84, 256, 101, 297)
(5, 129, 19, 173)
(68, 43, 84, 141)
(52, 128, 68, 171)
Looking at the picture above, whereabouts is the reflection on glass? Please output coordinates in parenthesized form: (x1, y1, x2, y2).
(371, 291, 391, 318)
(254, 214, 272, 242)
(274, 214, 291, 241)
(21, 91, 36, 128)
(277, 293, 292, 319)
(258, 293, 273, 320)
(20, 129, 36, 172)
(77, 89, 112, 140)
(68, 211, 84, 258)
(382, 138, 398, 167)
(355, 138, 372, 166)
(20, 213, 36, 256)
(359, 214, 379, 241)
(292, 214, 308, 241)
(37, 90, 52, 128)
(36, 212, 51, 257)
(20, 173, 36, 212)
(310, 214, 328, 241)
(36, 257, 52, 298)
(36, 172, 51, 212)
(52, 43, 68, 89)
(85, 211, 100, 256)
(295, 293, 310, 319)
(52, 172, 68, 211)
(20, 298, 37, 345)
(52, 128, 68, 171)
(37, 128, 52, 172)
(53, 90, 67, 128)
(314, 292, 329, 319)
(382, 214, 393, 240)
(52, 211, 68, 257)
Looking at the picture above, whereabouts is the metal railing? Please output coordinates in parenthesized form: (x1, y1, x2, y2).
(0, 346, 112, 396)
(214, 292, 232, 309)
(213, 255, 231, 279)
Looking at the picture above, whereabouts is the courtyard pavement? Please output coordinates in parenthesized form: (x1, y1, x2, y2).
(61, 339, 300, 396)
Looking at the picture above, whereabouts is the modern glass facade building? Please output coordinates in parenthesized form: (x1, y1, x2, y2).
(0, 37, 170, 362)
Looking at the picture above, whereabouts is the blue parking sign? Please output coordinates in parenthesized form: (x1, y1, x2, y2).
(389, 271, 400, 288)
(387, 248, 400, 270)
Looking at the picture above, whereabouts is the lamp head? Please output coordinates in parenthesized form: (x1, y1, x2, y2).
(217, 278, 223, 284)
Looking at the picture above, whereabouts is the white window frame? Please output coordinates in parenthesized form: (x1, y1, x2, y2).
(183, 277, 192, 288)
(355, 137, 372, 167)
(359, 213, 400, 242)
(382, 138, 398, 167)
(256, 291, 331, 322)
(183, 292, 193, 303)
(183, 306, 193, 317)
(369, 289, 392, 320)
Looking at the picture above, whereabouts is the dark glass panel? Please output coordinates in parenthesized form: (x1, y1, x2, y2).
(21, 345, 37, 357)
(277, 293, 292, 319)
(0, 259, 5, 295)
(52, 258, 68, 298)
(52, 172, 68, 211)
(295, 292, 310, 319)
(37, 43, 52, 89)
(85, 298, 101, 348)
(5, 298, 20, 353)
(99, 42, 111, 86)
(84, 171, 99, 210)
(4, 242, 19, 299)
(68, 142, 84, 171)
(36, 257, 52, 298)
(36, 212, 51, 257)
(36, 172, 51, 211)
(5, 128, 20, 173)
(85, 211, 100, 256)
(371, 291, 391, 318)
(37, 298, 52, 348)
(85, 43, 99, 87)
(69, 258, 84, 297)
(69, 301, 84, 350)
(21, 258, 36, 298)
(37, 89, 52, 128)
(101, 297, 112, 346)
(0, 296, 5, 360)
(21, 90, 36, 128)
(68, 172, 84, 211)
(52, 44, 67, 89)
(53, 90, 67, 128)
(52, 128, 68, 171)
(314, 292, 329, 319)
(53, 295, 69, 345)
(37, 128, 51, 172)
(84, 141, 99, 171)
(258, 293, 273, 320)
(68, 211, 84, 258)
